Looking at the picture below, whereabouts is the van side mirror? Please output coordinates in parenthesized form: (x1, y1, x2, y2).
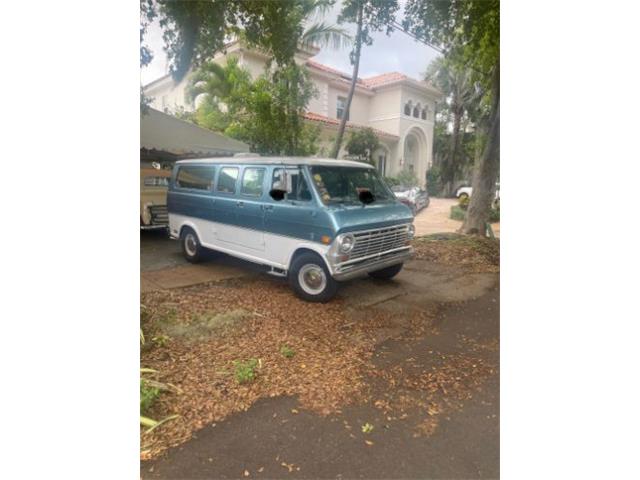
(269, 189, 286, 201)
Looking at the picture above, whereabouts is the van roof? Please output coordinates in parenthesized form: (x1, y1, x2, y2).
(175, 156, 375, 169)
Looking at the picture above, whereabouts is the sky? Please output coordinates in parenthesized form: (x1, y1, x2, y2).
(140, 0, 441, 86)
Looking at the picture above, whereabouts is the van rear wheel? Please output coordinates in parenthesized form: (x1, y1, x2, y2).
(368, 263, 404, 279)
(180, 227, 205, 263)
(289, 252, 338, 303)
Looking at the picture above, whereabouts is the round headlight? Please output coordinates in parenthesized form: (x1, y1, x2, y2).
(339, 234, 355, 253)
(407, 224, 415, 240)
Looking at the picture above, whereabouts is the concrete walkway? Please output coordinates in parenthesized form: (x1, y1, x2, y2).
(414, 198, 500, 237)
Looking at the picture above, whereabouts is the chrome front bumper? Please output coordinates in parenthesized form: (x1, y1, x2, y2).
(330, 246, 413, 281)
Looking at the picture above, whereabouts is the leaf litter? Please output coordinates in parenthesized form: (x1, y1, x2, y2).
(141, 238, 499, 459)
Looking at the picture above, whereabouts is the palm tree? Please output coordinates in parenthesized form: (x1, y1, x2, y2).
(426, 57, 482, 196)
(299, 0, 352, 51)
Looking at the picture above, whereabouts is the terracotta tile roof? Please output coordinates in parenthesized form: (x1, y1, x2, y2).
(302, 112, 399, 140)
(306, 60, 370, 88)
(305, 60, 421, 91)
(362, 72, 409, 87)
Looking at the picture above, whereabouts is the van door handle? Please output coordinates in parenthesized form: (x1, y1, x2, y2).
(262, 205, 274, 211)
(236, 200, 244, 208)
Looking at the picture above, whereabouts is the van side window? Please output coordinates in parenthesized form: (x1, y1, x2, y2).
(241, 168, 265, 197)
(216, 167, 239, 194)
(272, 168, 312, 202)
(176, 166, 215, 190)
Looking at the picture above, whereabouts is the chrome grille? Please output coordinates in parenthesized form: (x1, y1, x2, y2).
(350, 224, 410, 260)
(149, 205, 168, 225)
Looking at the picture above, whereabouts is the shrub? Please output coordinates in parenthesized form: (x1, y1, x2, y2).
(384, 176, 400, 187)
(233, 358, 259, 384)
(450, 205, 500, 223)
(458, 196, 470, 210)
(426, 166, 442, 196)
(450, 205, 466, 221)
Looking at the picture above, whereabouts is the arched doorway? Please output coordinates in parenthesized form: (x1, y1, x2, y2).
(401, 127, 429, 185)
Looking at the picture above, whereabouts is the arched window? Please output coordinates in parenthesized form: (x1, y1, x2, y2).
(421, 107, 427, 120)
(404, 101, 412, 116)
(413, 103, 420, 118)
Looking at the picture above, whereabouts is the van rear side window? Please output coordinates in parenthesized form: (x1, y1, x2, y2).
(241, 168, 265, 196)
(216, 167, 239, 193)
(176, 166, 215, 190)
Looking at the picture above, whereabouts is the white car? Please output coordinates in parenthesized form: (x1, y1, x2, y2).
(455, 184, 500, 206)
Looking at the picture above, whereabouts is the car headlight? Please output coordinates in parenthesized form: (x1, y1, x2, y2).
(407, 224, 415, 240)
(338, 233, 355, 253)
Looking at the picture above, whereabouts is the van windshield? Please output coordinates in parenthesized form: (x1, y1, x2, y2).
(309, 166, 394, 205)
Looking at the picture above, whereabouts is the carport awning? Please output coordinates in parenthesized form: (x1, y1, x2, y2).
(141, 107, 249, 156)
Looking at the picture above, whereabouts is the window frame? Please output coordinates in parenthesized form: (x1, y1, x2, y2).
(215, 166, 240, 195)
(240, 166, 266, 198)
(336, 96, 349, 121)
(271, 167, 314, 204)
(174, 165, 216, 192)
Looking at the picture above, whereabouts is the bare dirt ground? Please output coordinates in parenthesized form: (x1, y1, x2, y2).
(414, 198, 500, 238)
(140, 232, 499, 479)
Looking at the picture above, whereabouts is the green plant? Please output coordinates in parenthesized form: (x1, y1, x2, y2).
(233, 358, 259, 384)
(426, 166, 442, 196)
(450, 205, 466, 221)
(345, 128, 380, 164)
(396, 168, 419, 187)
(362, 422, 374, 434)
(458, 195, 470, 210)
(152, 334, 171, 348)
(280, 345, 295, 358)
(384, 176, 400, 187)
(140, 379, 160, 415)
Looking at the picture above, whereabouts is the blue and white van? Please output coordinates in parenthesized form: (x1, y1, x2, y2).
(167, 156, 415, 302)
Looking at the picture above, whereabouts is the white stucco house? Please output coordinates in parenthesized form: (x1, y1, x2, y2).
(143, 40, 442, 187)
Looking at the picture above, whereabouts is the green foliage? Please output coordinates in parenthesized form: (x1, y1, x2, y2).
(396, 169, 419, 187)
(403, 0, 499, 87)
(426, 57, 484, 193)
(450, 205, 465, 222)
(384, 176, 400, 187)
(152, 334, 171, 348)
(458, 195, 470, 210)
(280, 345, 296, 359)
(330, 0, 400, 157)
(233, 358, 259, 384)
(140, 379, 160, 415)
(144, 1, 349, 81)
(345, 128, 380, 164)
(426, 166, 442, 196)
(338, 0, 399, 48)
(451, 204, 499, 223)
(191, 59, 320, 155)
(385, 169, 419, 188)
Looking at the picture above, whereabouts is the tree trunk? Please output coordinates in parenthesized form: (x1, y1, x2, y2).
(331, 2, 363, 159)
(447, 100, 462, 196)
(460, 62, 500, 235)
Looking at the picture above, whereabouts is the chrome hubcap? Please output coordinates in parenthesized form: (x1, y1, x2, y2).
(298, 264, 327, 295)
(185, 233, 197, 256)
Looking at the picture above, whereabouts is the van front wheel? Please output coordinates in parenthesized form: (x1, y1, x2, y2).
(180, 227, 205, 263)
(289, 252, 338, 303)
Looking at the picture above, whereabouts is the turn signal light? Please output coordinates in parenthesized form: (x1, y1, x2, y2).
(321, 235, 332, 245)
